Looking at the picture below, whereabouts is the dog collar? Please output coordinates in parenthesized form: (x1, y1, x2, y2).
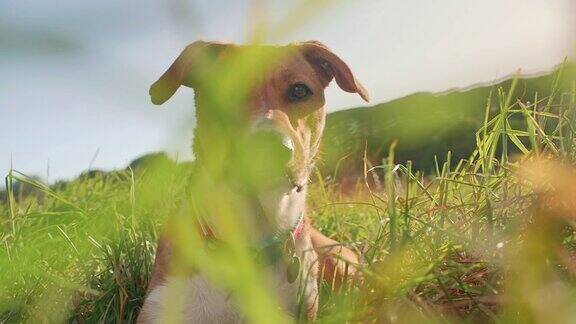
(254, 211, 305, 270)
(198, 212, 305, 283)
(291, 211, 305, 240)
(257, 211, 304, 251)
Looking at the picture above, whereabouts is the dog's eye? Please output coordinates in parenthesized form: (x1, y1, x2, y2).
(288, 83, 312, 102)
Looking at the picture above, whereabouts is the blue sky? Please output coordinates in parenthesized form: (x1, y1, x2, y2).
(1, 0, 575, 184)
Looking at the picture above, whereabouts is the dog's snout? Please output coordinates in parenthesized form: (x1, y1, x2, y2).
(252, 116, 295, 154)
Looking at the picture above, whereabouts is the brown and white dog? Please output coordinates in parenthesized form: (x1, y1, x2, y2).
(138, 41, 368, 323)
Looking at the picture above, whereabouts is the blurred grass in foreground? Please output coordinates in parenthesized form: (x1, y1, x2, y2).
(2, 0, 575, 322)
(1, 61, 576, 323)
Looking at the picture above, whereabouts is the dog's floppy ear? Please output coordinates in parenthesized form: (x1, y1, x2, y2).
(150, 41, 230, 105)
(299, 41, 369, 102)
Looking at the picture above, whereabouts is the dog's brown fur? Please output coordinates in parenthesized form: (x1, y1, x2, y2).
(139, 41, 367, 322)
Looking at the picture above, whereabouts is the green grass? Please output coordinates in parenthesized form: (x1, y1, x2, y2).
(2, 65, 576, 323)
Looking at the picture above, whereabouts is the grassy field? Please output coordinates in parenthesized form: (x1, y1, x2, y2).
(1, 64, 576, 323)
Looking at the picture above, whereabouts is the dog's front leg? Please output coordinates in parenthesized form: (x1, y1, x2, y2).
(307, 223, 360, 289)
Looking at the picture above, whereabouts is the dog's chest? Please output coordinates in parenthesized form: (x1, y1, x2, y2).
(140, 238, 315, 323)
(142, 276, 241, 323)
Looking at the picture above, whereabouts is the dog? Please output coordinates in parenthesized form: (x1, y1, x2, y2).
(138, 40, 368, 323)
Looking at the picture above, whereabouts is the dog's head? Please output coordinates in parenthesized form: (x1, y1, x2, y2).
(150, 41, 368, 233)
(150, 41, 367, 109)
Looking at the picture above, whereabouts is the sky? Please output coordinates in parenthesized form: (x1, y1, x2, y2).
(1, 0, 575, 184)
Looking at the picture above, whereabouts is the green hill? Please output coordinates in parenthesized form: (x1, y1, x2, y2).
(321, 62, 576, 177)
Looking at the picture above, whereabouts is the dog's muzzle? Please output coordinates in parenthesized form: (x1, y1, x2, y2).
(252, 117, 304, 193)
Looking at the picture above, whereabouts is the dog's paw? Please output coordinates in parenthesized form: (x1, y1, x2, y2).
(317, 244, 362, 289)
